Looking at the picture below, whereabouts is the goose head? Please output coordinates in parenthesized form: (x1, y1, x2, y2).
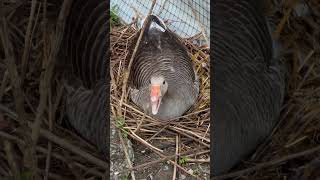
(149, 74, 168, 115)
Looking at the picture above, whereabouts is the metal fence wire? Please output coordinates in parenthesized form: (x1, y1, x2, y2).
(111, 0, 210, 46)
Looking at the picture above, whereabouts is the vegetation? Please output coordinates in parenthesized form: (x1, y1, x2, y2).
(110, 5, 121, 27)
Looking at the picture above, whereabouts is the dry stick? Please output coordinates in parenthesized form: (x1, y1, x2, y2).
(185, 159, 209, 163)
(0, 11, 37, 177)
(297, 49, 314, 72)
(37, 169, 71, 180)
(31, 0, 72, 146)
(45, 84, 64, 180)
(0, 131, 104, 178)
(21, 0, 37, 78)
(172, 135, 178, 180)
(0, 106, 109, 170)
(119, 148, 207, 174)
(39, 129, 109, 169)
(4, 140, 21, 179)
(0, 10, 26, 123)
(170, 126, 210, 143)
(146, 124, 168, 141)
(153, 148, 201, 179)
(29, 0, 71, 175)
(213, 145, 320, 180)
(134, 112, 145, 133)
(202, 123, 210, 141)
(296, 61, 317, 90)
(127, 128, 163, 153)
(273, 0, 298, 40)
(117, 129, 136, 180)
(118, 0, 157, 115)
(170, 127, 209, 148)
(42, 1, 52, 179)
(0, 70, 8, 101)
(120, 129, 201, 178)
(62, 151, 83, 180)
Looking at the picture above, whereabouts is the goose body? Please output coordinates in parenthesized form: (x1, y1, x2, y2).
(59, 0, 109, 158)
(130, 15, 199, 120)
(212, 0, 285, 175)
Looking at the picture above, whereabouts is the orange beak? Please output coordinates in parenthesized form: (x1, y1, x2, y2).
(150, 85, 161, 115)
(151, 85, 160, 98)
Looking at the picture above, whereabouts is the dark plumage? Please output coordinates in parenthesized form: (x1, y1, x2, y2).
(61, 0, 108, 89)
(59, 0, 109, 159)
(129, 15, 199, 120)
(212, 0, 285, 175)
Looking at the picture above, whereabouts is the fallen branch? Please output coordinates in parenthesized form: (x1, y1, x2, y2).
(214, 145, 320, 179)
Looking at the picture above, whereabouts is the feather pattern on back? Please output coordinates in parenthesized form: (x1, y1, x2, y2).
(212, 0, 285, 175)
(129, 15, 199, 120)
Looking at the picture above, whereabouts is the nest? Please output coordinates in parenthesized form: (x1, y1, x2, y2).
(110, 22, 210, 179)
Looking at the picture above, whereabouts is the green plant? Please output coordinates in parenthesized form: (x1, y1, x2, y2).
(110, 5, 121, 27)
(115, 116, 128, 138)
(179, 156, 189, 165)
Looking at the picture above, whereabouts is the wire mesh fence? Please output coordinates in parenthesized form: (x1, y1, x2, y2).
(111, 0, 210, 46)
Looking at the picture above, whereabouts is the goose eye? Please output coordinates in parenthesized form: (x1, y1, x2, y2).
(163, 81, 165, 85)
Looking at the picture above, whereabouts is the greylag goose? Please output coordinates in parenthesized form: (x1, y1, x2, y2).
(212, 0, 285, 175)
(59, 0, 109, 158)
(129, 15, 199, 120)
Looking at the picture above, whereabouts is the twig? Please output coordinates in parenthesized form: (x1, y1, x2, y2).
(21, 0, 37, 78)
(117, 129, 136, 180)
(62, 151, 83, 180)
(119, 148, 207, 174)
(185, 159, 209, 163)
(0, 6, 26, 123)
(0, 130, 104, 178)
(127, 128, 163, 153)
(4, 140, 20, 179)
(0, 70, 8, 101)
(213, 145, 320, 179)
(153, 149, 201, 179)
(170, 126, 210, 143)
(0, 106, 109, 170)
(134, 112, 145, 133)
(31, 0, 73, 146)
(273, 0, 298, 40)
(42, 1, 52, 179)
(0, 9, 36, 178)
(172, 135, 178, 180)
(124, 129, 201, 179)
(39, 128, 109, 169)
(146, 124, 168, 141)
(37, 169, 71, 180)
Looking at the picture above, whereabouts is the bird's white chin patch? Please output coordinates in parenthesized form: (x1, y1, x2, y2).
(151, 98, 160, 115)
